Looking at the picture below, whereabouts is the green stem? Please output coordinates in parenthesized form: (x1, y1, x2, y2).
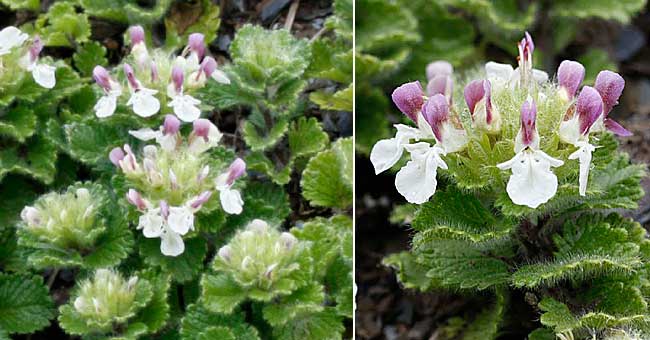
(47, 267, 60, 289)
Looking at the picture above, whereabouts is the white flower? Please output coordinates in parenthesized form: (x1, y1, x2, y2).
(568, 141, 596, 196)
(0, 26, 28, 55)
(485, 61, 548, 89)
(137, 203, 195, 257)
(188, 119, 223, 154)
(18, 36, 56, 89)
(369, 124, 420, 174)
(127, 88, 160, 117)
(394, 143, 448, 204)
(497, 98, 564, 208)
(215, 158, 246, 215)
(94, 94, 119, 118)
(169, 94, 201, 122)
(497, 149, 564, 208)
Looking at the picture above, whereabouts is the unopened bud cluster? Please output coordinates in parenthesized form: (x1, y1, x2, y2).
(20, 184, 105, 250)
(111, 115, 245, 256)
(71, 269, 144, 330)
(372, 32, 632, 209)
(215, 219, 303, 294)
(92, 25, 230, 121)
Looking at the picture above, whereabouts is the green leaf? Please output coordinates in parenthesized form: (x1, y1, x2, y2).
(412, 187, 515, 245)
(198, 327, 236, 340)
(242, 118, 289, 152)
(164, 0, 221, 49)
(225, 181, 291, 230)
(272, 307, 344, 340)
(33, 2, 91, 47)
(0, 0, 38, 10)
(79, 0, 174, 24)
(180, 303, 259, 340)
(538, 298, 580, 333)
(326, 0, 353, 41)
(291, 215, 351, 279)
(527, 328, 556, 340)
(301, 138, 353, 209)
(0, 273, 54, 334)
(511, 253, 642, 289)
(73, 41, 108, 77)
(200, 273, 247, 314)
(551, 0, 646, 24)
(383, 251, 437, 292)
(131, 271, 171, 333)
(262, 282, 325, 326)
(461, 290, 506, 340)
(0, 134, 57, 184)
(0, 105, 37, 142)
(140, 237, 207, 283)
(419, 240, 511, 290)
(288, 117, 329, 159)
(307, 38, 352, 83)
(310, 85, 353, 112)
(246, 151, 292, 185)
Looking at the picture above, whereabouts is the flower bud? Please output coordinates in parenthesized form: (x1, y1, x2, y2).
(109, 147, 125, 167)
(557, 60, 585, 101)
(126, 189, 147, 211)
(123, 64, 139, 89)
(391, 81, 425, 122)
(426, 75, 453, 104)
(93, 66, 112, 92)
(226, 158, 246, 186)
(21, 206, 41, 226)
(163, 114, 181, 135)
(129, 26, 145, 45)
(519, 98, 538, 150)
(575, 86, 602, 135)
(464, 79, 499, 132)
(190, 191, 212, 209)
(594, 70, 632, 136)
(218, 245, 232, 262)
(248, 219, 269, 233)
(28, 35, 43, 63)
(188, 33, 205, 60)
(199, 56, 217, 78)
(76, 188, 90, 200)
(171, 65, 184, 94)
(426, 60, 453, 81)
(279, 232, 297, 250)
(150, 61, 158, 82)
(421, 94, 449, 143)
(264, 263, 278, 279)
(192, 119, 212, 141)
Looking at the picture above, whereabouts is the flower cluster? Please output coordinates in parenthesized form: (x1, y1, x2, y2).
(371, 32, 632, 208)
(92, 25, 230, 121)
(215, 219, 303, 294)
(0, 26, 56, 88)
(111, 115, 245, 256)
(20, 185, 103, 250)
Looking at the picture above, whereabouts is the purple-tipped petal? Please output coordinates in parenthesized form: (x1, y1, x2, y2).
(226, 158, 246, 185)
(150, 62, 158, 82)
(426, 60, 453, 80)
(421, 94, 449, 142)
(557, 60, 585, 99)
(391, 81, 424, 122)
(171, 66, 184, 93)
(109, 147, 125, 166)
(29, 35, 43, 62)
(464, 79, 485, 115)
(123, 64, 139, 89)
(130, 26, 145, 45)
(520, 99, 537, 147)
(160, 200, 169, 219)
(93, 66, 112, 91)
(524, 31, 534, 54)
(188, 33, 205, 60)
(605, 119, 633, 137)
(199, 56, 217, 78)
(163, 114, 181, 135)
(426, 75, 453, 100)
(126, 189, 147, 210)
(575, 86, 603, 135)
(594, 70, 625, 115)
(192, 119, 211, 141)
(190, 191, 212, 209)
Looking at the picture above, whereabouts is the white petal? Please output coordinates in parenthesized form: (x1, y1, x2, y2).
(369, 125, 419, 174)
(569, 142, 595, 196)
(138, 210, 164, 238)
(32, 64, 56, 89)
(211, 69, 231, 84)
(485, 62, 514, 84)
(188, 123, 222, 154)
(395, 144, 445, 204)
(439, 122, 468, 153)
(128, 89, 160, 117)
(129, 128, 160, 141)
(167, 206, 194, 235)
(169, 94, 201, 122)
(185, 53, 200, 73)
(160, 229, 185, 256)
(158, 134, 178, 152)
(416, 112, 435, 139)
(94, 95, 118, 118)
(532, 69, 549, 84)
(0, 26, 28, 55)
(220, 188, 243, 214)
(559, 116, 581, 146)
(502, 150, 562, 208)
